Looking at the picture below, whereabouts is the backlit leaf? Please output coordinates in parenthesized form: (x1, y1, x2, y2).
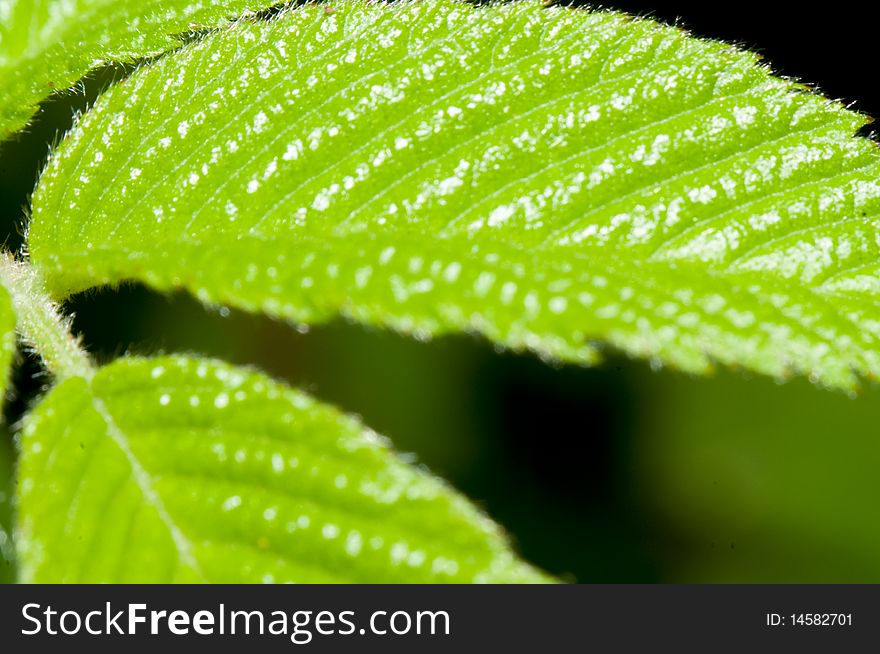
(28, 0, 880, 389)
(0, 285, 17, 582)
(0, 428, 15, 584)
(0, 0, 282, 140)
(16, 355, 546, 582)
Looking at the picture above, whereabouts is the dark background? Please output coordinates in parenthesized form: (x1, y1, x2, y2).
(1, 1, 880, 583)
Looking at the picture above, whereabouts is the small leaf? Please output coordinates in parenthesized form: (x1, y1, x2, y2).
(0, 0, 283, 140)
(28, 0, 880, 389)
(16, 355, 546, 583)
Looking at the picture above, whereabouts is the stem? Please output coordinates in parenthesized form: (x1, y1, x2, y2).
(0, 254, 93, 382)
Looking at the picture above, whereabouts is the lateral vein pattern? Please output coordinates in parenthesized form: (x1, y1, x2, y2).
(28, 0, 880, 389)
(17, 356, 547, 582)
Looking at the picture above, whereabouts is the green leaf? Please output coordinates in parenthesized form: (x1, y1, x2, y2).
(0, 284, 16, 395)
(28, 0, 880, 389)
(0, 428, 15, 583)
(0, 0, 283, 140)
(636, 369, 880, 582)
(0, 285, 16, 583)
(16, 354, 546, 583)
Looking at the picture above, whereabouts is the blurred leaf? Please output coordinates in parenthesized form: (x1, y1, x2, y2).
(0, 284, 16, 582)
(0, 429, 15, 583)
(0, 0, 283, 140)
(29, 0, 880, 390)
(16, 354, 547, 582)
(0, 284, 16, 389)
(637, 370, 880, 582)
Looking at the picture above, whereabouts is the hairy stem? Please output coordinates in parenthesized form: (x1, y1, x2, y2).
(0, 254, 93, 381)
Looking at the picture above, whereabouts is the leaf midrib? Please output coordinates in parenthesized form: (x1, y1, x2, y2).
(89, 385, 207, 581)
